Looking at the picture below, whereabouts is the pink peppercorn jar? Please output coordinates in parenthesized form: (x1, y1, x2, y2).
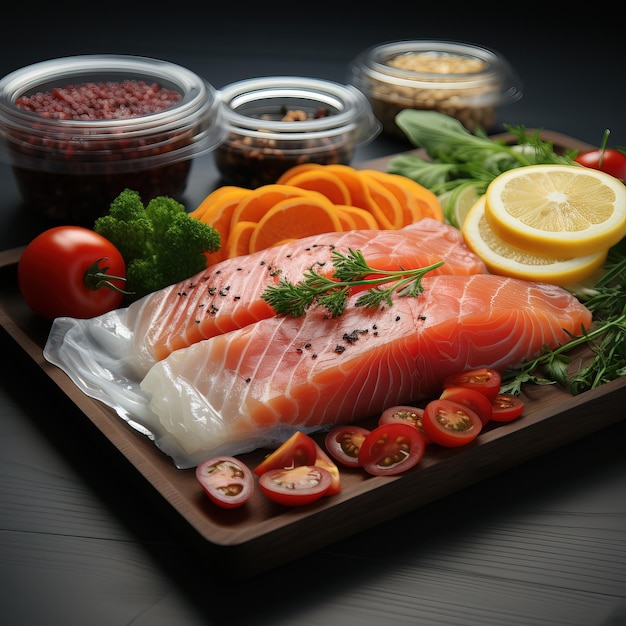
(0, 55, 224, 225)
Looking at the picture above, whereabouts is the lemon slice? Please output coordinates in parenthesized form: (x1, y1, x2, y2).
(484, 164, 626, 257)
(462, 196, 607, 285)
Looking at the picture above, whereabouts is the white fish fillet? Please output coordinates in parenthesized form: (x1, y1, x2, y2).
(139, 274, 591, 467)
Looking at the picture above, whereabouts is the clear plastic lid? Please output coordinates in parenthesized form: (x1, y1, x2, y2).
(0, 54, 224, 172)
(219, 76, 381, 148)
(349, 40, 523, 107)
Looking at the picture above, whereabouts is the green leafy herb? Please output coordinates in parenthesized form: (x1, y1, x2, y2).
(500, 247, 626, 396)
(261, 248, 444, 317)
(388, 110, 576, 197)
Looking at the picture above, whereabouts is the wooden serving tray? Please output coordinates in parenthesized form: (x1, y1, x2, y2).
(2, 131, 623, 578)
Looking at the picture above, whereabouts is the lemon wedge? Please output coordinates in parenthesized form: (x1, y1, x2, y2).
(462, 196, 608, 285)
(484, 164, 626, 257)
(439, 183, 483, 228)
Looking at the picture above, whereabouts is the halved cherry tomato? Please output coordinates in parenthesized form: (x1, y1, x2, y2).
(490, 393, 525, 422)
(442, 367, 501, 400)
(258, 465, 332, 506)
(196, 456, 255, 509)
(358, 423, 426, 476)
(440, 386, 493, 426)
(422, 398, 483, 447)
(378, 405, 431, 444)
(253, 431, 317, 476)
(312, 441, 341, 495)
(379, 405, 423, 427)
(324, 425, 371, 467)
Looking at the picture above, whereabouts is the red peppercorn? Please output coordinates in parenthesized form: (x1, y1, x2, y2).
(15, 80, 182, 120)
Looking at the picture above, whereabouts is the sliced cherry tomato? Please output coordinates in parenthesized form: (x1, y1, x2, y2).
(312, 441, 341, 495)
(358, 423, 426, 476)
(196, 456, 255, 509)
(575, 148, 626, 181)
(378, 405, 432, 444)
(324, 425, 371, 467)
(490, 393, 525, 422)
(440, 386, 493, 426)
(422, 399, 483, 447)
(442, 367, 501, 400)
(258, 465, 332, 506)
(253, 431, 317, 476)
(18, 225, 127, 320)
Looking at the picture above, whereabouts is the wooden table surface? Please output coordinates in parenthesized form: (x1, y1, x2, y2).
(1, 6, 625, 625)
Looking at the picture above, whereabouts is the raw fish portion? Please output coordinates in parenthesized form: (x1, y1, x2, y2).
(140, 274, 591, 466)
(126, 218, 486, 374)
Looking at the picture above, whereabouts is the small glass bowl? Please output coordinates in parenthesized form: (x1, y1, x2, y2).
(348, 40, 523, 138)
(214, 76, 381, 188)
(0, 54, 224, 224)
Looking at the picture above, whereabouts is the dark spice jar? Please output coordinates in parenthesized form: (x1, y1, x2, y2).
(215, 77, 381, 188)
(0, 55, 224, 225)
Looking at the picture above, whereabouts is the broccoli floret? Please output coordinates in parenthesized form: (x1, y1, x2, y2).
(94, 189, 221, 301)
(94, 189, 154, 262)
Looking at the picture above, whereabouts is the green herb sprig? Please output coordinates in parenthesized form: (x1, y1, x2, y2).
(261, 248, 443, 317)
(387, 110, 576, 197)
(501, 248, 626, 396)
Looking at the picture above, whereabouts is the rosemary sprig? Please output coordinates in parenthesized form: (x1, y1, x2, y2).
(499, 313, 626, 396)
(261, 248, 444, 317)
(501, 250, 626, 396)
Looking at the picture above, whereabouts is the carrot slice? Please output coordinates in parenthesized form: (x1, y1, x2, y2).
(359, 175, 404, 229)
(319, 164, 392, 229)
(334, 207, 358, 231)
(229, 184, 317, 229)
(281, 169, 352, 206)
(249, 195, 343, 253)
(320, 164, 370, 206)
(226, 220, 257, 258)
(334, 204, 380, 230)
(189, 186, 250, 221)
(361, 170, 443, 225)
(359, 170, 423, 225)
(275, 162, 324, 184)
(191, 187, 253, 265)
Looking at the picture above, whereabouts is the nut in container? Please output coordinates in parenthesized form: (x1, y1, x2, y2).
(348, 40, 523, 138)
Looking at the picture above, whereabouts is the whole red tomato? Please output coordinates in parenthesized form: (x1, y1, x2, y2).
(18, 226, 127, 320)
(575, 148, 626, 181)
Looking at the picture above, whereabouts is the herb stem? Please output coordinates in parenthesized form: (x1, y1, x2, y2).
(261, 248, 444, 317)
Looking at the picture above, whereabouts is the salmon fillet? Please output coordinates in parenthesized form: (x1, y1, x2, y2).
(126, 219, 487, 375)
(140, 274, 591, 466)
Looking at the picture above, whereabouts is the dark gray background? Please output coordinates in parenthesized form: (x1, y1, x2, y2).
(1, 5, 625, 625)
(1, 3, 624, 247)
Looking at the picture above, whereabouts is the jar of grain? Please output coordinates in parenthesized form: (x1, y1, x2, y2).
(348, 40, 523, 139)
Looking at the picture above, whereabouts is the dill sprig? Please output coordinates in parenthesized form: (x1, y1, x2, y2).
(261, 248, 444, 317)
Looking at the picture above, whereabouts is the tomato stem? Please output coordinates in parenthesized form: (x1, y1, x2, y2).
(83, 258, 133, 295)
(598, 129, 611, 168)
